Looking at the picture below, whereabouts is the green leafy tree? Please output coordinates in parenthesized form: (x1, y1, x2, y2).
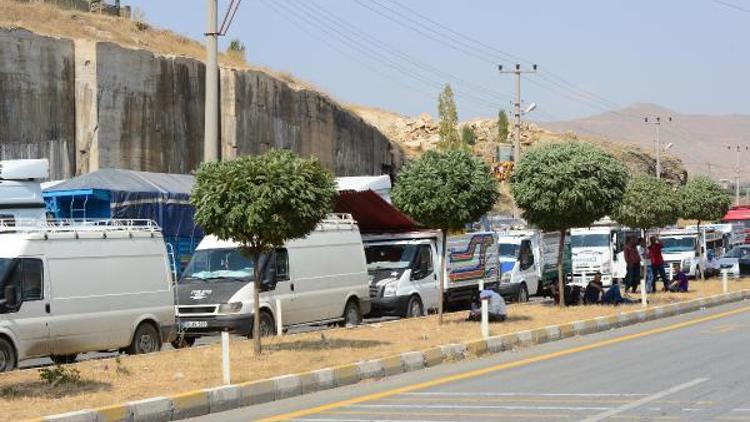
(227, 38, 247, 62)
(437, 84, 460, 149)
(392, 149, 499, 323)
(511, 141, 628, 306)
(614, 176, 680, 230)
(191, 149, 336, 353)
(680, 176, 732, 280)
(497, 109, 509, 143)
(461, 125, 476, 146)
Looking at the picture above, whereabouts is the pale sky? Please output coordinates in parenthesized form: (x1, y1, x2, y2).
(126, 0, 750, 121)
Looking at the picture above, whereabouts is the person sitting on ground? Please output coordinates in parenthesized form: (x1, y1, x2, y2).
(668, 265, 689, 292)
(583, 272, 605, 304)
(467, 289, 507, 322)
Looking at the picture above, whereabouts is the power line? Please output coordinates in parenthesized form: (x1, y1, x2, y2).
(218, 0, 242, 35)
(711, 0, 750, 14)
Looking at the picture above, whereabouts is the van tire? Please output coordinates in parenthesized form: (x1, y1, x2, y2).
(517, 283, 529, 303)
(127, 322, 161, 355)
(405, 295, 424, 318)
(0, 338, 16, 372)
(341, 299, 362, 326)
(250, 311, 276, 339)
(50, 354, 77, 365)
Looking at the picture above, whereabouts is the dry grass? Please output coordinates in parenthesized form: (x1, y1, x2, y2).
(2, 278, 749, 420)
(0, 0, 323, 92)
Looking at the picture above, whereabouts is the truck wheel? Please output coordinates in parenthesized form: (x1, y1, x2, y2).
(127, 322, 161, 355)
(341, 299, 362, 326)
(249, 311, 276, 338)
(517, 283, 529, 303)
(405, 295, 424, 318)
(0, 338, 16, 372)
(170, 336, 196, 349)
(50, 354, 78, 365)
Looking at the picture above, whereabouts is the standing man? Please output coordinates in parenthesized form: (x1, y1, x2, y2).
(638, 237, 653, 292)
(624, 236, 641, 293)
(649, 236, 669, 291)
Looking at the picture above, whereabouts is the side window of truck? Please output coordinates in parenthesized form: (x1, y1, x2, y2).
(419, 245, 433, 273)
(275, 249, 290, 281)
(21, 259, 43, 301)
(519, 240, 534, 270)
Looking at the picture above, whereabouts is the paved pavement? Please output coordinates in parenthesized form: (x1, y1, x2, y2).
(189, 300, 750, 421)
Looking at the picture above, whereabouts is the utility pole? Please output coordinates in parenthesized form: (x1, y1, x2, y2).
(204, 0, 219, 162)
(644, 116, 672, 180)
(726, 144, 749, 206)
(499, 64, 537, 164)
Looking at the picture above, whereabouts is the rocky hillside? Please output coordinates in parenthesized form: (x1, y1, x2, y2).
(348, 104, 687, 184)
(0, 0, 403, 179)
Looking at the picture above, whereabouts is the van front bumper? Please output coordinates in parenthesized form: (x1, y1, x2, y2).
(176, 314, 252, 337)
(368, 295, 410, 317)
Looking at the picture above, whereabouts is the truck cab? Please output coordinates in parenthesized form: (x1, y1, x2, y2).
(570, 225, 636, 286)
(497, 231, 541, 302)
(0, 159, 49, 223)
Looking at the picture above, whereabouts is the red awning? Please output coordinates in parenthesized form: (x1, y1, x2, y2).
(335, 190, 418, 233)
(723, 206, 750, 221)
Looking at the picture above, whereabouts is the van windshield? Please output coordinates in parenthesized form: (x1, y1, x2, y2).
(661, 237, 696, 253)
(498, 243, 520, 259)
(181, 249, 254, 283)
(571, 234, 610, 248)
(365, 244, 418, 272)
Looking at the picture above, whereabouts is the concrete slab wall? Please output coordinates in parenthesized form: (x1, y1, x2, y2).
(0, 29, 75, 179)
(0, 29, 401, 178)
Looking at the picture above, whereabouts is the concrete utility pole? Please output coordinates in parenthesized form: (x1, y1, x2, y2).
(644, 116, 672, 180)
(204, 0, 219, 163)
(499, 64, 537, 164)
(726, 144, 749, 206)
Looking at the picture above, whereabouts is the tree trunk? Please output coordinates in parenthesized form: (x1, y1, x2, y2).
(438, 230, 447, 325)
(697, 220, 705, 281)
(252, 250, 262, 355)
(557, 229, 566, 307)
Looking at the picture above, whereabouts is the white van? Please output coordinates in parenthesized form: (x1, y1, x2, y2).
(0, 219, 175, 371)
(175, 214, 370, 344)
(497, 231, 541, 302)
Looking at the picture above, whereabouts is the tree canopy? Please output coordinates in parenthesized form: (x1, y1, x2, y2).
(510, 141, 629, 232)
(614, 176, 680, 229)
(191, 149, 337, 253)
(680, 176, 731, 224)
(461, 125, 476, 146)
(497, 109, 509, 143)
(392, 149, 498, 231)
(437, 84, 460, 149)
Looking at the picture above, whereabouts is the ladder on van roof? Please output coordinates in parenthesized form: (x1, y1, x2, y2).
(0, 218, 162, 235)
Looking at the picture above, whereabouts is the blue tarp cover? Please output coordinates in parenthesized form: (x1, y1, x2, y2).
(44, 168, 202, 238)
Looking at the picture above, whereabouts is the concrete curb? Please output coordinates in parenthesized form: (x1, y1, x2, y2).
(43, 290, 750, 422)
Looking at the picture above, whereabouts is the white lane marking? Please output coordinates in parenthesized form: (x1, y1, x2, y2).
(402, 392, 647, 397)
(733, 409, 750, 412)
(581, 378, 709, 422)
(295, 420, 486, 422)
(351, 404, 611, 411)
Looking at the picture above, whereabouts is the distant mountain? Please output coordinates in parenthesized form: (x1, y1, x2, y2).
(539, 103, 750, 180)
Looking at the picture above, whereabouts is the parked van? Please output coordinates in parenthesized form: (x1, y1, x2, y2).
(658, 228, 724, 278)
(175, 214, 371, 344)
(0, 159, 49, 223)
(0, 219, 175, 371)
(364, 231, 500, 317)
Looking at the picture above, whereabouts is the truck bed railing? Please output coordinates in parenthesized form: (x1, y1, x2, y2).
(0, 218, 162, 234)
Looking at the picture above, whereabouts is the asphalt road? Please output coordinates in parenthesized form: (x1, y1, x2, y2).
(189, 300, 750, 422)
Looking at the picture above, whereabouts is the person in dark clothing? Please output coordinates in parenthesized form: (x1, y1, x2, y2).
(583, 273, 605, 304)
(668, 265, 689, 292)
(624, 236, 641, 293)
(649, 236, 669, 291)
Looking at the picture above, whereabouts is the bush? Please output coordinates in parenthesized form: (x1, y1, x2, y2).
(39, 365, 81, 387)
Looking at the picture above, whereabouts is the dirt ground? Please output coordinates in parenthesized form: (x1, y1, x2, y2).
(2, 278, 748, 420)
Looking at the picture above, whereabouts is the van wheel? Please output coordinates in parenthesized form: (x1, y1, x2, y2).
(341, 299, 362, 326)
(250, 311, 276, 338)
(127, 323, 161, 355)
(0, 338, 16, 372)
(170, 336, 196, 349)
(50, 354, 77, 365)
(517, 283, 529, 303)
(405, 295, 423, 318)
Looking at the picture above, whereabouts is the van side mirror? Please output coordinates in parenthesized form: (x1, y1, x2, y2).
(260, 266, 277, 292)
(4, 285, 19, 310)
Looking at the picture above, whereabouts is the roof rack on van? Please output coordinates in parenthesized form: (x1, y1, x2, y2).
(0, 218, 162, 235)
(319, 213, 357, 231)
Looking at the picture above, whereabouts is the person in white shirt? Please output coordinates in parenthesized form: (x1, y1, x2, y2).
(467, 289, 507, 322)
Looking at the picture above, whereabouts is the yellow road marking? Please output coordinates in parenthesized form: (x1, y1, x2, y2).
(380, 397, 692, 404)
(259, 306, 750, 422)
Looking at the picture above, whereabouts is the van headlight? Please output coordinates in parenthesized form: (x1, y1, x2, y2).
(218, 302, 243, 314)
(383, 281, 398, 297)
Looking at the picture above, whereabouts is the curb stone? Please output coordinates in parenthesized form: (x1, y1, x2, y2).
(42, 290, 750, 422)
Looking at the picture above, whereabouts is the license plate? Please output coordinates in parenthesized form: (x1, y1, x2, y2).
(181, 320, 208, 329)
